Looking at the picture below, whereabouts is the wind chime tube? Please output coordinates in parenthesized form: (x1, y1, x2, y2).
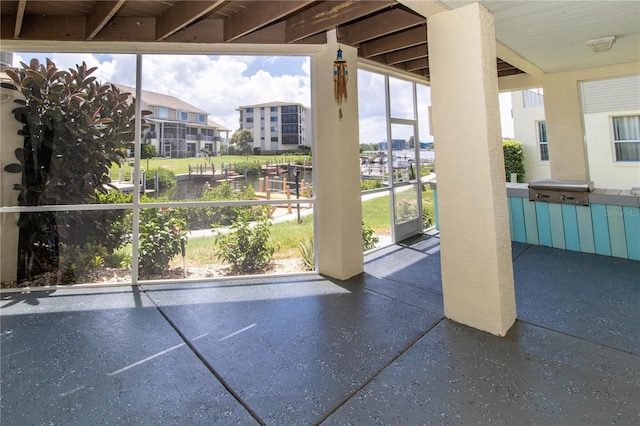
(333, 48, 348, 118)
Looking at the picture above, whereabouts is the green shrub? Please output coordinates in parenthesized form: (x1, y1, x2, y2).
(298, 145, 312, 156)
(361, 179, 383, 191)
(503, 140, 525, 183)
(141, 143, 157, 159)
(362, 221, 379, 251)
(138, 207, 187, 276)
(423, 208, 434, 228)
(232, 162, 261, 176)
(146, 168, 176, 191)
(395, 199, 418, 223)
(58, 243, 109, 282)
(214, 209, 276, 273)
(298, 236, 315, 271)
(174, 181, 260, 230)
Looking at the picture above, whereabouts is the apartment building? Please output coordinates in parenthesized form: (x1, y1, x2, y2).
(237, 102, 311, 153)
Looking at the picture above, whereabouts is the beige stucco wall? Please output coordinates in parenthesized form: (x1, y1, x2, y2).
(429, 3, 516, 336)
(510, 91, 551, 182)
(312, 31, 364, 280)
(1, 77, 22, 282)
(584, 109, 640, 190)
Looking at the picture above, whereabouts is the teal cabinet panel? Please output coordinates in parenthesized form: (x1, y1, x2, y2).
(606, 205, 628, 259)
(509, 197, 526, 243)
(523, 200, 539, 245)
(561, 204, 580, 251)
(535, 202, 552, 247)
(623, 207, 640, 261)
(576, 206, 595, 254)
(549, 203, 566, 249)
(591, 204, 611, 256)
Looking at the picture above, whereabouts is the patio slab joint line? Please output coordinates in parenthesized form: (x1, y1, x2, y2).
(139, 285, 267, 426)
(314, 317, 446, 426)
(517, 318, 640, 357)
(363, 283, 443, 312)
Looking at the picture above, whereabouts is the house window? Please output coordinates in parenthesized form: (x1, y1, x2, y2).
(246, 108, 253, 113)
(270, 106, 278, 112)
(271, 137, 278, 142)
(270, 117, 278, 122)
(270, 126, 278, 132)
(157, 107, 168, 118)
(612, 115, 640, 162)
(179, 110, 188, 121)
(537, 120, 549, 162)
(246, 117, 253, 123)
(197, 114, 206, 123)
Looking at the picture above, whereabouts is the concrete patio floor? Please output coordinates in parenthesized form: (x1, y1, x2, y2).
(1, 234, 639, 425)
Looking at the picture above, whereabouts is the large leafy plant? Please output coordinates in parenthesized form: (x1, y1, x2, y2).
(2, 58, 142, 280)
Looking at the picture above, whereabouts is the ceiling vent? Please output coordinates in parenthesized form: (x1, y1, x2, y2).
(587, 36, 616, 52)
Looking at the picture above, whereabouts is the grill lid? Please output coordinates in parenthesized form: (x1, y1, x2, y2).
(528, 179, 593, 192)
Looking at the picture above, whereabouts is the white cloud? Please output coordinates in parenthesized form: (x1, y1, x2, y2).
(12, 52, 513, 140)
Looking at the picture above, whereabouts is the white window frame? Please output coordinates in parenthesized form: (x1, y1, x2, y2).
(611, 115, 640, 163)
(157, 106, 168, 119)
(536, 120, 549, 162)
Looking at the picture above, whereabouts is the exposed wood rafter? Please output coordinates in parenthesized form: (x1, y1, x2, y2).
(360, 26, 427, 58)
(284, 0, 396, 43)
(156, 1, 227, 41)
(337, 7, 424, 45)
(13, 0, 26, 39)
(87, 0, 126, 40)
(224, 1, 314, 42)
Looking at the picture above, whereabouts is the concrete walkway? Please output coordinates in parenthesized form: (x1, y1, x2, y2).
(1, 234, 638, 425)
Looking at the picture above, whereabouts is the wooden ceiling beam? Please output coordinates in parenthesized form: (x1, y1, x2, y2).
(285, 0, 395, 43)
(231, 20, 286, 44)
(384, 44, 427, 65)
(337, 7, 424, 45)
(405, 57, 428, 72)
(86, 0, 126, 40)
(360, 25, 426, 58)
(224, 0, 314, 42)
(165, 18, 224, 43)
(14, 0, 26, 39)
(17, 15, 86, 40)
(156, 1, 226, 41)
(93, 17, 157, 42)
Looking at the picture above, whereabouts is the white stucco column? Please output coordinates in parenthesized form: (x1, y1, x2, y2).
(312, 30, 363, 280)
(542, 76, 589, 181)
(428, 3, 516, 336)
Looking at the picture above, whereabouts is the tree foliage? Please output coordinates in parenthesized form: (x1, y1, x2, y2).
(230, 129, 253, 156)
(2, 58, 143, 280)
(502, 140, 526, 183)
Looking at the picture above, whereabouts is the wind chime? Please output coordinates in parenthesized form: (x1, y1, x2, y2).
(333, 47, 348, 118)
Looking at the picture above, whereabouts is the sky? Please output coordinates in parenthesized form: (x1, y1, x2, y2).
(13, 52, 514, 144)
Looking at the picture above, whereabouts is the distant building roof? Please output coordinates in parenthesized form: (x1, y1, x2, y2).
(112, 83, 210, 115)
(207, 118, 231, 132)
(237, 101, 309, 110)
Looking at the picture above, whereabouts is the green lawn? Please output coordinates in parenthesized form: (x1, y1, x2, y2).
(170, 187, 434, 264)
(111, 154, 312, 177)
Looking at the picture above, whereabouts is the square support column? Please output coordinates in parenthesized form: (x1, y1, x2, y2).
(542, 77, 589, 181)
(312, 31, 364, 280)
(428, 4, 516, 336)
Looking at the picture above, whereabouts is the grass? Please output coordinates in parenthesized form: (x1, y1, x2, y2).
(111, 154, 312, 177)
(108, 187, 435, 269)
